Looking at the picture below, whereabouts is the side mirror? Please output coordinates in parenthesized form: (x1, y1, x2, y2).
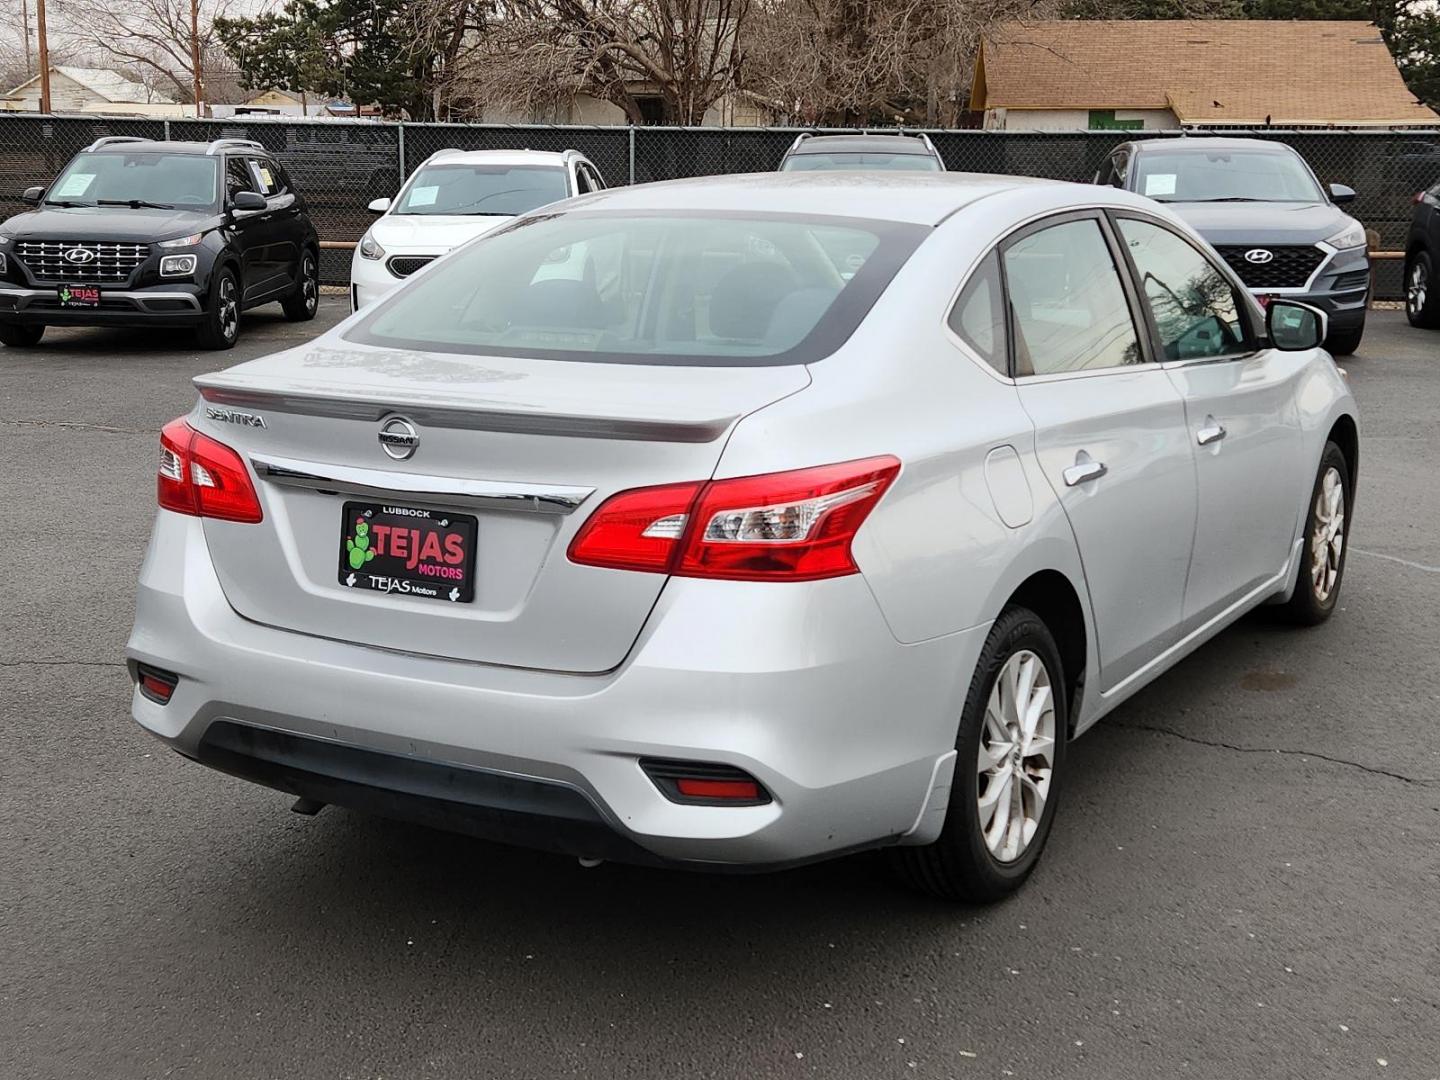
(367, 197, 391, 214)
(1267, 299, 1327, 351)
(22, 185, 43, 204)
(1328, 183, 1356, 204)
(230, 190, 267, 212)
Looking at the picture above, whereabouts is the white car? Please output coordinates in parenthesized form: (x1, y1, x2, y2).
(130, 174, 1355, 901)
(350, 148, 606, 310)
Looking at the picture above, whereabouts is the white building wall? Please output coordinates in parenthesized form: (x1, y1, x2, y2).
(986, 107, 1179, 130)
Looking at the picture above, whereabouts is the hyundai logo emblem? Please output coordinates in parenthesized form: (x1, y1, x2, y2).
(64, 247, 96, 264)
(377, 416, 419, 460)
(1244, 248, 1275, 265)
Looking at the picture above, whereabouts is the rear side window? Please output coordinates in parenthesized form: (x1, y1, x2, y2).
(1117, 218, 1254, 360)
(347, 211, 926, 366)
(1002, 218, 1144, 376)
(249, 158, 284, 196)
(948, 252, 1008, 374)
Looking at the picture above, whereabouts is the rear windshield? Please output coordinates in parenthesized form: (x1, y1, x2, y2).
(784, 152, 941, 173)
(1134, 149, 1324, 203)
(394, 164, 569, 216)
(345, 211, 926, 366)
(47, 152, 219, 208)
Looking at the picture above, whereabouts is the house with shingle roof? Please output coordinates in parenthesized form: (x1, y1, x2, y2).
(2, 66, 176, 114)
(971, 21, 1439, 130)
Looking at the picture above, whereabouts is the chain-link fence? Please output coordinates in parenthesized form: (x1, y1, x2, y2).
(2, 113, 1436, 297)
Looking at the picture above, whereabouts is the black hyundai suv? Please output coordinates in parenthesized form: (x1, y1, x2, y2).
(0, 136, 320, 349)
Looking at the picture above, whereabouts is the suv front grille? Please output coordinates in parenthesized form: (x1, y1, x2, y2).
(386, 255, 436, 278)
(1214, 245, 1327, 290)
(16, 240, 149, 284)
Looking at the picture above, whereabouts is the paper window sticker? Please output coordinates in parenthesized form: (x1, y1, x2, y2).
(54, 173, 96, 197)
(408, 185, 439, 207)
(1144, 173, 1177, 197)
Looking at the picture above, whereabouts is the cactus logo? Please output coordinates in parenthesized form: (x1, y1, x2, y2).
(345, 517, 378, 570)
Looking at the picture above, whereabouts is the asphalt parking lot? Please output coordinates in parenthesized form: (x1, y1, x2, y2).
(2, 302, 1437, 1080)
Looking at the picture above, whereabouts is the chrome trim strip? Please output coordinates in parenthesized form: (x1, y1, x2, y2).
(0, 287, 201, 312)
(198, 383, 734, 444)
(250, 452, 594, 515)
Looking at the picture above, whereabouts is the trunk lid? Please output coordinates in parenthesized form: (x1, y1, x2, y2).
(193, 340, 809, 673)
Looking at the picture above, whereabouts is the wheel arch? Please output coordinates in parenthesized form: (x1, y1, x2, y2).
(1327, 412, 1359, 489)
(1001, 569, 1088, 736)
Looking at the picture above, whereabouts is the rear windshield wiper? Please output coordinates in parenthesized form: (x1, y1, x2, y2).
(43, 199, 96, 207)
(97, 198, 176, 210)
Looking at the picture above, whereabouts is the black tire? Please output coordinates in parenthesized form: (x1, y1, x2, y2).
(282, 248, 319, 322)
(1282, 440, 1352, 626)
(1405, 250, 1440, 329)
(891, 606, 1069, 903)
(0, 322, 43, 347)
(195, 266, 240, 350)
(1325, 324, 1364, 357)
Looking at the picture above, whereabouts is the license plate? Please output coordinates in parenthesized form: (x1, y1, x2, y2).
(338, 501, 477, 603)
(58, 284, 100, 308)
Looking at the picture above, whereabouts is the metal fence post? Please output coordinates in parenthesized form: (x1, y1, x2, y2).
(163, 119, 170, 142)
(397, 122, 406, 180)
(628, 126, 635, 185)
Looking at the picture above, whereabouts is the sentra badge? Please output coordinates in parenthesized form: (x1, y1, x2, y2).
(206, 406, 267, 428)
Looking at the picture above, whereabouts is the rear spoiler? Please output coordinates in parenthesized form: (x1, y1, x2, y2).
(194, 380, 737, 445)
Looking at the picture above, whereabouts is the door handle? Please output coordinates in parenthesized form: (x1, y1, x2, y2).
(1197, 421, 1227, 446)
(1063, 459, 1108, 487)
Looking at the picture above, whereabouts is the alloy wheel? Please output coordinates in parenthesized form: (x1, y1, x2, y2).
(1409, 260, 1429, 318)
(1310, 466, 1345, 602)
(218, 276, 239, 342)
(978, 649, 1056, 863)
(303, 255, 318, 313)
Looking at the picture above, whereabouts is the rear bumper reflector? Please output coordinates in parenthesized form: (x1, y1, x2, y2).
(136, 664, 178, 705)
(640, 758, 771, 806)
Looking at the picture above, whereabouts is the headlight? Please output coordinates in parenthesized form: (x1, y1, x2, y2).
(160, 254, 197, 277)
(0, 234, 12, 246)
(359, 232, 385, 260)
(159, 233, 204, 249)
(0, 251, 7, 273)
(1325, 221, 1367, 250)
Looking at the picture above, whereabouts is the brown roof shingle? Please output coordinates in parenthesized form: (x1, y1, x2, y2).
(974, 20, 1439, 126)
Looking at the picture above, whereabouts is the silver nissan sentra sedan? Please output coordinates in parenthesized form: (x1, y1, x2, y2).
(126, 173, 1357, 901)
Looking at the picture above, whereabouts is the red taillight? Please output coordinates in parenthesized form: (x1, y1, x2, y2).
(567, 480, 703, 573)
(157, 417, 263, 523)
(568, 455, 900, 582)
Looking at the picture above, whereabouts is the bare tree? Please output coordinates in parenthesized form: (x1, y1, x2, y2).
(450, 0, 749, 125)
(54, 0, 237, 103)
(746, 0, 1048, 126)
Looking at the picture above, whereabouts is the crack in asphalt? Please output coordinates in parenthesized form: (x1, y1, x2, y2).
(1353, 547, 1440, 574)
(0, 659, 126, 669)
(1110, 720, 1437, 785)
(0, 416, 156, 435)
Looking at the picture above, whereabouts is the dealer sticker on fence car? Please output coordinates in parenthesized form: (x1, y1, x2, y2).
(338, 502, 477, 603)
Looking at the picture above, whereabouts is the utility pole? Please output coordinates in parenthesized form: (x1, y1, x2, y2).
(21, 0, 32, 79)
(36, 0, 50, 114)
(190, 0, 203, 118)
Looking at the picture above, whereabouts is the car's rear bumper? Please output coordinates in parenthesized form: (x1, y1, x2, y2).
(0, 285, 205, 327)
(126, 512, 982, 869)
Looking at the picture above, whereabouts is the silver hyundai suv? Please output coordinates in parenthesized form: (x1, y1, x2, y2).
(1099, 138, 1369, 354)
